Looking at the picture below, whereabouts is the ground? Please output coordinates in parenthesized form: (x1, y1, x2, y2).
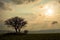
(0, 33, 60, 40)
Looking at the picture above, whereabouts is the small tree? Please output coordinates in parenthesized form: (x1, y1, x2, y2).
(24, 30, 28, 34)
(5, 17, 27, 33)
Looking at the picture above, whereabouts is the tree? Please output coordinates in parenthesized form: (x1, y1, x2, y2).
(5, 17, 27, 33)
(24, 30, 28, 34)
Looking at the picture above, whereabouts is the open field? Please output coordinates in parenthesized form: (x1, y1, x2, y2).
(0, 33, 60, 40)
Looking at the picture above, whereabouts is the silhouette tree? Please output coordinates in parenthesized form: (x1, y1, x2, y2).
(5, 17, 27, 33)
(24, 30, 28, 34)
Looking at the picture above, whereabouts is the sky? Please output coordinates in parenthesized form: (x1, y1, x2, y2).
(0, 0, 60, 31)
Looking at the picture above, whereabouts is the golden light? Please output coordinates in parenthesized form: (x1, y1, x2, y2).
(45, 8, 53, 16)
(44, 5, 54, 16)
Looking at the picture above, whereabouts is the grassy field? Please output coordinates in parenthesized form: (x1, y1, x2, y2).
(0, 33, 60, 40)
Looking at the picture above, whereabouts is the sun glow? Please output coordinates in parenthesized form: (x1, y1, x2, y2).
(44, 5, 54, 16)
(45, 8, 53, 16)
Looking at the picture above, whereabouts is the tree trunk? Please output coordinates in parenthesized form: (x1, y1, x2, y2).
(18, 29, 20, 32)
(18, 27, 22, 33)
(15, 27, 17, 33)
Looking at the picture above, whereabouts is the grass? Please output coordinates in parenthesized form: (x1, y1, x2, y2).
(0, 33, 60, 40)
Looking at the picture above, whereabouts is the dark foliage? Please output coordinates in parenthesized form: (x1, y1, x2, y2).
(24, 30, 28, 34)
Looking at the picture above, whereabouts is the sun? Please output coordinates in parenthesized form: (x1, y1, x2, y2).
(45, 7, 53, 16)
(44, 5, 54, 16)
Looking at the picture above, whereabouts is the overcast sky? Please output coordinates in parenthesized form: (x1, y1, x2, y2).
(0, 0, 60, 31)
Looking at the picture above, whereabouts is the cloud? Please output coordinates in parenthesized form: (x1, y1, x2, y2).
(58, 0, 60, 3)
(11, 0, 36, 4)
(0, 0, 36, 5)
(0, 1, 7, 10)
(0, 1, 12, 10)
(0, 1, 4, 9)
(0, 0, 37, 10)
